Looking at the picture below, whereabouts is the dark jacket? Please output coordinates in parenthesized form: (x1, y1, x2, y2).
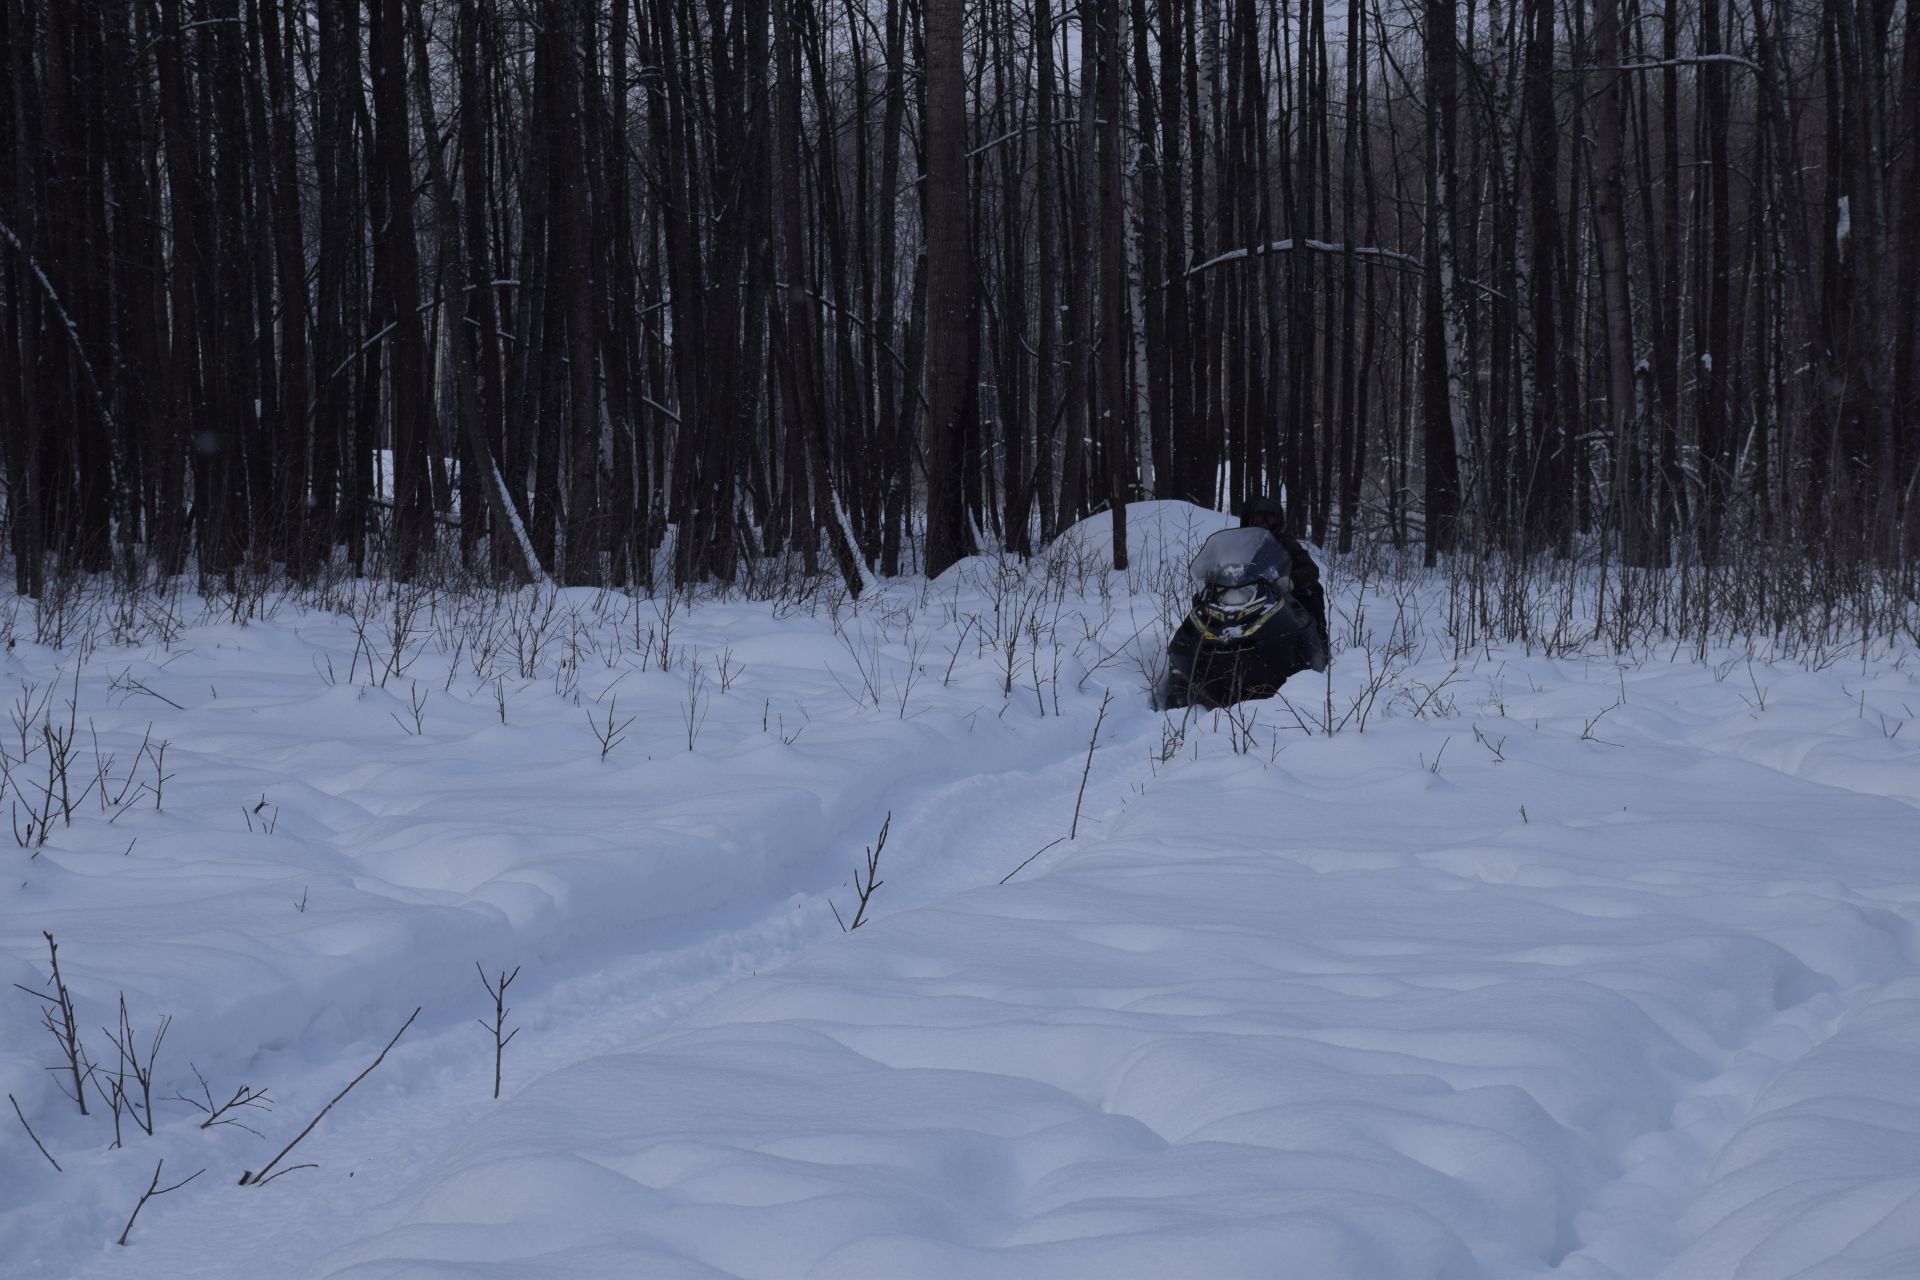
(1238, 500, 1326, 639)
(1236, 499, 1320, 589)
(1274, 532, 1319, 591)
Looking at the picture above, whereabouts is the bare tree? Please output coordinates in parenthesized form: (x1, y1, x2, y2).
(0, 0, 1913, 592)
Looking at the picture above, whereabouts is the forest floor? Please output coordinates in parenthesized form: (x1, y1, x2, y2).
(3, 503, 1917, 1279)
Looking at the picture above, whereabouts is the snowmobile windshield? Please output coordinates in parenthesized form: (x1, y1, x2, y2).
(1190, 527, 1291, 589)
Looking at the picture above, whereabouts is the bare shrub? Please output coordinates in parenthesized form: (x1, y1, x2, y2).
(12, 932, 89, 1115)
(117, 1160, 205, 1246)
(477, 964, 521, 1100)
(173, 1064, 273, 1136)
(831, 813, 890, 933)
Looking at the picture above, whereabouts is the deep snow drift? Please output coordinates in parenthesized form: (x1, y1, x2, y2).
(3, 503, 1918, 1279)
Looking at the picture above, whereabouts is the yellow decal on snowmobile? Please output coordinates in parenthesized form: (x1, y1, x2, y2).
(1189, 598, 1287, 644)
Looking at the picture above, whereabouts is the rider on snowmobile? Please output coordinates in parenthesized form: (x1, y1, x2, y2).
(1239, 496, 1329, 648)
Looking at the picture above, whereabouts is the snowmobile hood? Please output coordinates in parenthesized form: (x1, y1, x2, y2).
(1189, 527, 1292, 589)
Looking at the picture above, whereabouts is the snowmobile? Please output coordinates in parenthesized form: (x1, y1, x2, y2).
(1160, 526, 1329, 709)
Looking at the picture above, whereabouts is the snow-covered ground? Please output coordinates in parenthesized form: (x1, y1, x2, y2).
(3, 503, 1918, 1279)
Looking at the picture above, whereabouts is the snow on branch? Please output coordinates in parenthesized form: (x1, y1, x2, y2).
(1186, 239, 1425, 278)
(1179, 240, 1506, 299)
(1591, 53, 1764, 74)
(0, 217, 120, 434)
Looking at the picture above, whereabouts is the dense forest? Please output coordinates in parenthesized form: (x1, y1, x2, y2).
(2, 0, 1916, 599)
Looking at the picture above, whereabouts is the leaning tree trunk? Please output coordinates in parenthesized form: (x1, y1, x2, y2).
(405, 0, 538, 582)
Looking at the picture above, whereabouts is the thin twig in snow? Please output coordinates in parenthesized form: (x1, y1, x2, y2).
(117, 1159, 204, 1246)
(476, 965, 520, 1100)
(9, 1093, 60, 1171)
(1070, 691, 1113, 839)
(240, 1007, 419, 1186)
(1000, 837, 1066, 885)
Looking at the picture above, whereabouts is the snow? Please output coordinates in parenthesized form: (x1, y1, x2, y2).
(3, 502, 1918, 1279)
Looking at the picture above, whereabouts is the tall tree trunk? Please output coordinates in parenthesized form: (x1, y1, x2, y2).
(922, 0, 971, 576)
(372, 0, 429, 574)
(311, 0, 357, 576)
(1589, 0, 1644, 562)
(552, 0, 599, 585)
(775, 0, 865, 595)
(1698, 0, 1732, 555)
(1520, 0, 1560, 554)
(876, 0, 911, 574)
(259, 0, 309, 572)
(1421, 0, 1464, 559)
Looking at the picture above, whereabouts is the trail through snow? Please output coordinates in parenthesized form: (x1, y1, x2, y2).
(3, 503, 1918, 1279)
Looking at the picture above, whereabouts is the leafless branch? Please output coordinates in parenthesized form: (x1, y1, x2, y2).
(117, 1159, 204, 1246)
(837, 813, 890, 932)
(586, 696, 634, 761)
(172, 1062, 273, 1136)
(9, 1093, 60, 1171)
(12, 932, 88, 1115)
(99, 994, 169, 1138)
(1000, 836, 1066, 885)
(476, 964, 521, 1100)
(1070, 691, 1113, 839)
(241, 1006, 420, 1186)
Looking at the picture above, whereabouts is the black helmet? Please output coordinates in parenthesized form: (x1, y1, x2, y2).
(1239, 496, 1284, 531)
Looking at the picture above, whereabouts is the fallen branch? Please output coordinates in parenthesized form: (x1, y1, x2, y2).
(9, 1092, 60, 1171)
(240, 1007, 420, 1187)
(1578, 53, 1763, 74)
(1000, 836, 1066, 885)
